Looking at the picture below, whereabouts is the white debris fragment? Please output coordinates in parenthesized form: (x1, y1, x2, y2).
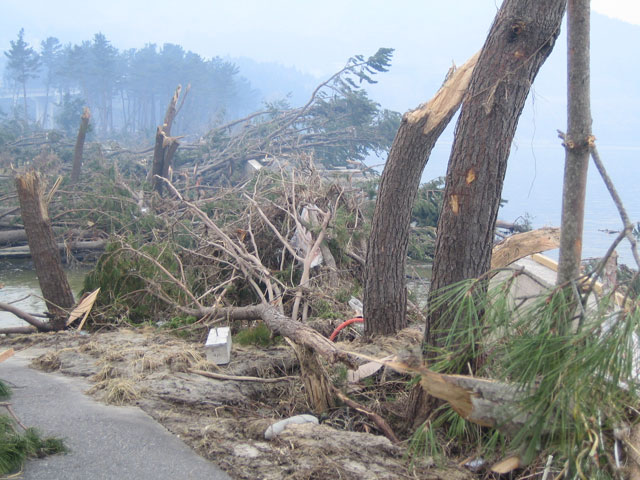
(264, 414, 319, 440)
(205, 327, 232, 365)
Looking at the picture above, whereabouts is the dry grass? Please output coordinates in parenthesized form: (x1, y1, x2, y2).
(31, 351, 61, 372)
(163, 348, 204, 372)
(77, 341, 107, 355)
(102, 349, 126, 362)
(132, 353, 163, 373)
(91, 364, 120, 382)
(89, 378, 140, 405)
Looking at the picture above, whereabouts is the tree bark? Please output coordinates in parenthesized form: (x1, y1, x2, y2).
(0, 301, 52, 332)
(428, 0, 566, 344)
(557, 0, 591, 285)
(15, 170, 75, 329)
(363, 53, 478, 336)
(152, 86, 184, 195)
(71, 107, 91, 184)
(188, 303, 359, 369)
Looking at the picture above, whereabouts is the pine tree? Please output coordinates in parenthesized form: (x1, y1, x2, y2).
(39, 37, 62, 127)
(4, 28, 40, 121)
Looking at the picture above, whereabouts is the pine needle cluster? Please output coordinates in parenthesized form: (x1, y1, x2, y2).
(0, 379, 67, 475)
(413, 270, 640, 477)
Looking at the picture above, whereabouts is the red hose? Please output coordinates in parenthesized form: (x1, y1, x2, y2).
(329, 317, 364, 342)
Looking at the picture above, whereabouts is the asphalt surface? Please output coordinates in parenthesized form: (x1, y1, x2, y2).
(0, 349, 231, 480)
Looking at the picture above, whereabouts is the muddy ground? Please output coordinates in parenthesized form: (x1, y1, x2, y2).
(1, 328, 472, 480)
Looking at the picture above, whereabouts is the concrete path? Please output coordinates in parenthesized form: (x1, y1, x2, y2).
(0, 349, 231, 480)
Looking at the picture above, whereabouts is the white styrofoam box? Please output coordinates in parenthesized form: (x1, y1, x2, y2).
(205, 327, 232, 365)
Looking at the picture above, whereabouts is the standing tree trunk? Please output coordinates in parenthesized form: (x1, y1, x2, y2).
(71, 107, 91, 184)
(363, 54, 478, 336)
(15, 170, 75, 330)
(152, 86, 185, 195)
(557, 0, 591, 285)
(405, 0, 566, 430)
(427, 0, 566, 345)
(22, 81, 28, 122)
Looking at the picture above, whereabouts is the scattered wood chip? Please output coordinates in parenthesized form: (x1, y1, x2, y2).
(66, 288, 100, 330)
(491, 455, 521, 474)
(0, 348, 15, 363)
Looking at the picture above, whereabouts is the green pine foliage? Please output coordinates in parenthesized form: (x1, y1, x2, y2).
(0, 381, 11, 401)
(0, 380, 67, 475)
(412, 271, 640, 478)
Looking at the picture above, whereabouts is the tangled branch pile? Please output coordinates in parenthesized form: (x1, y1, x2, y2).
(84, 161, 373, 331)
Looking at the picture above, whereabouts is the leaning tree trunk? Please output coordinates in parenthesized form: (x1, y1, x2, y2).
(71, 107, 91, 184)
(406, 0, 567, 430)
(363, 54, 478, 336)
(427, 0, 567, 345)
(15, 170, 75, 330)
(556, 0, 591, 286)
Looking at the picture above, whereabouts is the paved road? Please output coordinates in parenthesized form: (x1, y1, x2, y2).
(0, 349, 231, 480)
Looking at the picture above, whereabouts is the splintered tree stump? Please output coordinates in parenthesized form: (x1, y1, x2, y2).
(152, 85, 185, 194)
(15, 170, 75, 329)
(295, 345, 336, 413)
(363, 52, 479, 336)
(71, 107, 91, 184)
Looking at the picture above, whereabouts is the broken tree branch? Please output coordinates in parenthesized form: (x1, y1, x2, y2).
(0, 302, 52, 331)
(491, 227, 561, 269)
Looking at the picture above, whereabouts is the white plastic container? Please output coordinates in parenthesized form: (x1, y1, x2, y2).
(205, 327, 232, 365)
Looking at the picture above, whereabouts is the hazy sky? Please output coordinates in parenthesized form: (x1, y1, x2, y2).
(3, 1, 639, 261)
(4, 0, 638, 78)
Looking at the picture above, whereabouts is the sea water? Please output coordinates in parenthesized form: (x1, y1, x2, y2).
(421, 142, 640, 267)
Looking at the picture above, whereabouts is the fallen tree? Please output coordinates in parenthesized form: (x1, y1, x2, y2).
(0, 239, 106, 259)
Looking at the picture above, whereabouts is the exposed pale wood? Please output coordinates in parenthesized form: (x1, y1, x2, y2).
(162, 85, 181, 135)
(406, 52, 479, 132)
(66, 288, 100, 328)
(364, 52, 479, 335)
(491, 455, 522, 474)
(531, 253, 559, 271)
(152, 86, 187, 194)
(346, 350, 528, 437)
(0, 348, 15, 363)
(294, 344, 336, 413)
(491, 227, 560, 269)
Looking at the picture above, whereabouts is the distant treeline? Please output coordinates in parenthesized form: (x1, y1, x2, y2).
(2, 29, 260, 137)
